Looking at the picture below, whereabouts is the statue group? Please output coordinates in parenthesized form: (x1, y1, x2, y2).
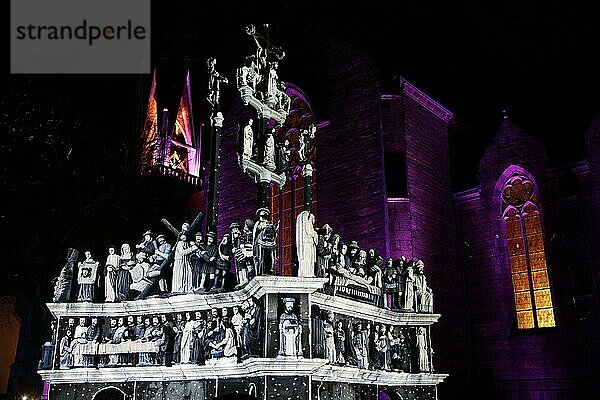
(53, 207, 281, 303)
(315, 310, 430, 373)
(55, 300, 262, 370)
(53, 205, 432, 315)
(296, 211, 434, 312)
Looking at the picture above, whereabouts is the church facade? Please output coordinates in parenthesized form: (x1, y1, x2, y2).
(215, 28, 600, 399)
(25, 22, 600, 400)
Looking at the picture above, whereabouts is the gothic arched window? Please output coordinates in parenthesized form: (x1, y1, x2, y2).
(499, 168, 556, 329)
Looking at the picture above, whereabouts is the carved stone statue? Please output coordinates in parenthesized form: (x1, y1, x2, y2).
(397, 331, 412, 372)
(402, 261, 416, 311)
(266, 61, 279, 101)
(242, 119, 254, 161)
(253, 208, 278, 275)
(191, 311, 206, 365)
(52, 248, 79, 303)
(213, 234, 232, 292)
(334, 320, 346, 365)
(71, 318, 88, 367)
(417, 327, 430, 372)
(129, 252, 151, 293)
(207, 57, 228, 110)
(376, 325, 391, 371)
(316, 224, 333, 278)
(264, 129, 276, 171)
(59, 329, 74, 369)
(278, 298, 303, 357)
(234, 220, 254, 288)
(171, 233, 198, 293)
(116, 243, 133, 301)
(276, 139, 290, 173)
(237, 61, 250, 88)
(77, 250, 99, 302)
(383, 258, 399, 309)
(255, 220, 279, 276)
(347, 241, 360, 272)
(298, 130, 306, 162)
(136, 230, 157, 257)
(366, 249, 383, 288)
(190, 233, 205, 290)
(276, 82, 291, 113)
(199, 231, 218, 291)
(296, 211, 318, 278)
(151, 234, 172, 293)
(208, 320, 237, 359)
(179, 312, 196, 364)
(350, 322, 368, 369)
(414, 260, 434, 313)
(298, 125, 316, 162)
(231, 305, 244, 353)
(323, 311, 336, 364)
(104, 246, 120, 302)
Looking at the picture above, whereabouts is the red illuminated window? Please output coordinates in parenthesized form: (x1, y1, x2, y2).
(270, 85, 317, 276)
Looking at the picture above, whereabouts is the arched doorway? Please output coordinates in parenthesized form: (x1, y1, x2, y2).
(378, 389, 405, 400)
(91, 387, 126, 400)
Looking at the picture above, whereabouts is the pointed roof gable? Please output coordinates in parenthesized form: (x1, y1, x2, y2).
(478, 113, 547, 180)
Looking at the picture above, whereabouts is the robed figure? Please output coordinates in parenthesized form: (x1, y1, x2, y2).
(278, 298, 303, 357)
(295, 211, 318, 278)
(172, 234, 197, 293)
(417, 327, 430, 372)
(116, 244, 133, 301)
(59, 330, 74, 369)
(104, 247, 120, 302)
(414, 260, 434, 313)
(180, 313, 196, 364)
(77, 251, 99, 302)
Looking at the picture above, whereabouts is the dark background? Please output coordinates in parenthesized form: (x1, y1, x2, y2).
(1, 0, 599, 396)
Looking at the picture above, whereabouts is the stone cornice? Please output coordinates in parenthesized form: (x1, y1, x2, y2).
(38, 358, 447, 386)
(311, 292, 440, 326)
(313, 365, 448, 386)
(46, 277, 329, 318)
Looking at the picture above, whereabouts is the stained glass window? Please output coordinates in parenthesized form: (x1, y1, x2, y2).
(500, 171, 556, 329)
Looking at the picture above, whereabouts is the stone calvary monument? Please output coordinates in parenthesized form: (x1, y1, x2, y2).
(38, 25, 447, 400)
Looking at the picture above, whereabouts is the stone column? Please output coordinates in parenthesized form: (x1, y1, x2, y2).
(206, 112, 224, 233)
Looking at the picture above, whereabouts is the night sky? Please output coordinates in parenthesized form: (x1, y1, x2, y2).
(5, 0, 600, 183)
(2, 0, 599, 283)
(1, 0, 599, 394)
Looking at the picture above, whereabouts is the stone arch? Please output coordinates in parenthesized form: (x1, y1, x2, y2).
(91, 386, 127, 400)
(494, 164, 556, 329)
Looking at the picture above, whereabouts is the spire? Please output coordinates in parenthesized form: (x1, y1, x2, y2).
(140, 68, 159, 172)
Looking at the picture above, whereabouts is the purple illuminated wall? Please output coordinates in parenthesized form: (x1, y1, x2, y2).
(214, 23, 600, 400)
(454, 117, 600, 398)
(381, 88, 467, 392)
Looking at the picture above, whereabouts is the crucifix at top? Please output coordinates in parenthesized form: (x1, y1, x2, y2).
(236, 24, 293, 209)
(205, 57, 227, 232)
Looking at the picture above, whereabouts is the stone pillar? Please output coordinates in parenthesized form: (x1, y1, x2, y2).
(206, 112, 224, 233)
(257, 182, 270, 210)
